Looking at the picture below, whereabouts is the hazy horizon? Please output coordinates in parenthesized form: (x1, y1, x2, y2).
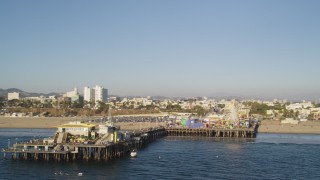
(1, 87, 320, 102)
(1, 1, 320, 100)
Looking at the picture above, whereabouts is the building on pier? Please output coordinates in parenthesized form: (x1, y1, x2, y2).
(2, 124, 257, 162)
(56, 121, 96, 137)
(3, 126, 167, 162)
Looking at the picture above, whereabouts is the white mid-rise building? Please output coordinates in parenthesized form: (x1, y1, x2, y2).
(83, 85, 108, 103)
(84, 86, 94, 102)
(63, 88, 81, 102)
(93, 85, 108, 102)
(64, 88, 78, 98)
(8, 92, 20, 100)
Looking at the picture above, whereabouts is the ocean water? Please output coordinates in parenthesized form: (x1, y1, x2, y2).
(0, 129, 320, 180)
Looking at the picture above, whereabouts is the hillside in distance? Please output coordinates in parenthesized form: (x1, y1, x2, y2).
(0, 88, 60, 98)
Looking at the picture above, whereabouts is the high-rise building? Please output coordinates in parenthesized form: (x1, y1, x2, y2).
(83, 85, 108, 103)
(93, 85, 108, 102)
(84, 86, 94, 102)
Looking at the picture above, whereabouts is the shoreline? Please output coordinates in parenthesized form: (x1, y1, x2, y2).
(0, 117, 94, 129)
(0, 117, 164, 130)
(257, 130, 320, 134)
(1, 117, 320, 134)
(258, 120, 320, 134)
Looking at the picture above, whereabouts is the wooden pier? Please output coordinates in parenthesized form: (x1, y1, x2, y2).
(2, 128, 166, 161)
(165, 127, 256, 138)
(2, 125, 258, 161)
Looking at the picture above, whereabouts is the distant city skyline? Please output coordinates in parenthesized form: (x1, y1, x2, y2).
(1, 1, 320, 100)
(1, 87, 320, 102)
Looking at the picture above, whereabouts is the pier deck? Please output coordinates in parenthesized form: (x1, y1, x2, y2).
(3, 128, 166, 161)
(166, 127, 256, 138)
(3, 126, 257, 161)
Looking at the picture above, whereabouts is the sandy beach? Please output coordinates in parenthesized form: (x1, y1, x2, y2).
(258, 120, 320, 134)
(1, 117, 320, 134)
(0, 117, 94, 129)
(0, 117, 162, 130)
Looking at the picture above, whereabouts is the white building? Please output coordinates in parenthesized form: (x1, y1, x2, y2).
(83, 85, 108, 103)
(63, 88, 81, 102)
(84, 86, 94, 102)
(56, 121, 96, 137)
(49, 96, 57, 101)
(8, 92, 20, 100)
(64, 88, 78, 97)
(24, 95, 57, 103)
(93, 85, 108, 102)
(286, 102, 313, 110)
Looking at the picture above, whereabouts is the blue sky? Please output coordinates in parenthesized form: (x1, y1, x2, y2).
(1, 0, 320, 99)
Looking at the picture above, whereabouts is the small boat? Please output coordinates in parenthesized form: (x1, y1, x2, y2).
(130, 150, 137, 157)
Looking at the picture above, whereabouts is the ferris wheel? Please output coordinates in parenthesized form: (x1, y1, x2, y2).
(224, 100, 240, 128)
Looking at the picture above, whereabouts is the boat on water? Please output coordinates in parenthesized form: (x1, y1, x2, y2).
(130, 150, 137, 157)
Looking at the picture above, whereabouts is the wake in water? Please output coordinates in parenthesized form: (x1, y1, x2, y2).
(53, 171, 84, 177)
